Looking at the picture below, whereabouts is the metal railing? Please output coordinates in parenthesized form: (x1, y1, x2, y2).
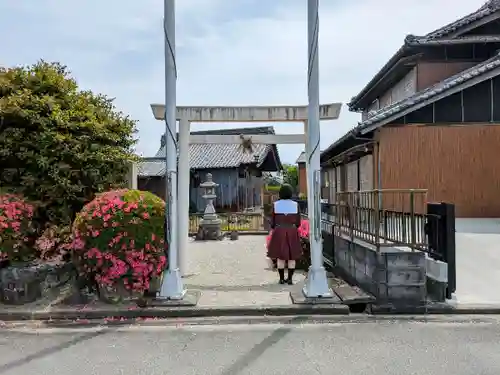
(334, 189, 427, 248)
(298, 190, 446, 259)
(189, 212, 266, 233)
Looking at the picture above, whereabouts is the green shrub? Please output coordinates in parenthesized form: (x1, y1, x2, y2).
(72, 189, 167, 294)
(0, 61, 138, 229)
(266, 185, 282, 192)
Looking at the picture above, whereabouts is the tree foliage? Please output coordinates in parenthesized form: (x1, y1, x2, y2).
(0, 61, 138, 228)
(263, 172, 281, 186)
(282, 164, 299, 191)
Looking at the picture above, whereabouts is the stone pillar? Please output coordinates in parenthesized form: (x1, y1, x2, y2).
(177, 119, 190, 276)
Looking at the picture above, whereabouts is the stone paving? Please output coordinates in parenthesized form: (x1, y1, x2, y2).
(183, 236, 306, 307)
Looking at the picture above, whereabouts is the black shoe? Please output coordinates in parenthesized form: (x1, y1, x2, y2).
(278, 269, 285, 284)
(286, 269, 295, 285)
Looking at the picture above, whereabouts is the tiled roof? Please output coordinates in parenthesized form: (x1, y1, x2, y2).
(296, 151, 306, 164)
(406, 35, 500, 46)
(295, 150, 324, 164)
(137, 160, 165, 177)
(421, 0, 500, 41)
(358, 54, 500, 131)
(138, 126, 281, 176)
(322, 54, 500, 160)
(348, 1, 500, 110)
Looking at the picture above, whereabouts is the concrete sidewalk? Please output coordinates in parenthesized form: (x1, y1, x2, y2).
(183, 236, 307, 307)
(0, 236, 351, 322)
(454, 219, 500, 305)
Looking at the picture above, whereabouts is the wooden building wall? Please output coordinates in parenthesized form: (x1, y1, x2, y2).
(362, 61, 477, 121)
(298, 162, 307, 195)
(377, 125, 500, 217)
(416, 61, 477, 91)
(138, 168, 263, 212)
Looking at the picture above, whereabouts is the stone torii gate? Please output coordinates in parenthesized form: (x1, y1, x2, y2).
(150, 103, 341, 279)
(156, 0, 336, 303)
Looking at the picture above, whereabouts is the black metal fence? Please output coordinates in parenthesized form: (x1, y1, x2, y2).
(297, 191, 456, 298)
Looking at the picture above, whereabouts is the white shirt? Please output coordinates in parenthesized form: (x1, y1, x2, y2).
(273, 199, 298, 214)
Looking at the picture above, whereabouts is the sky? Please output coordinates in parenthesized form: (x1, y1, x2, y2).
(0, 0, 488, 163)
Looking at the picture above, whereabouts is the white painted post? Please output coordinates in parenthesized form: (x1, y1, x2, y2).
(127, 162, 138, 189)
(159, 0, 185, 299)
(177, 118, 190, 276)
(303, 0, 333, 298)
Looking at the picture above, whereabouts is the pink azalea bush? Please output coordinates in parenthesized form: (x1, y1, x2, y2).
(0, 194, 36, 262)
(71, 189, 167, 295)
(34, 225, 73, 265)
(297, 219, 310, 238)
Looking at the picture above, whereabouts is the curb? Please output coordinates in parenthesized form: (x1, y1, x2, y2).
(369, 303, 500, 315)
(0, 303, 350, 322)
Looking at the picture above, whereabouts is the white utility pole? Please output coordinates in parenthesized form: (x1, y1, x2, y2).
(159, 0, 185, 299)
(303, 0, 333, 298)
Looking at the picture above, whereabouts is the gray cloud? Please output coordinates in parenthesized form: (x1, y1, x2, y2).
(0, 0, 485, 162)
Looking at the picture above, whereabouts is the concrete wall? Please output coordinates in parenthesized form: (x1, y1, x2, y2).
(332, 234, 427, 306)
(379, 67, 417, 109)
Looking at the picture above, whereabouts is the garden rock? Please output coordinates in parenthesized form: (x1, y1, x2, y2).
(0, 263, 74, 305)
(0, 264, 42, 304)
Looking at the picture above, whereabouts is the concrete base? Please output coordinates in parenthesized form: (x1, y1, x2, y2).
(302, 265, 334, 298)
(427, 278, 447, 302)
(159, 268, 186, 300)
(289, 289, 342, 305)
(149, 290, 200, 307)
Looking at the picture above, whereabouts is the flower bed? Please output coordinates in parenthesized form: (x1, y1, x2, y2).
(0, 194, 36, 263)
(0, 194, 73, 305)
(72, 189, 167, 303)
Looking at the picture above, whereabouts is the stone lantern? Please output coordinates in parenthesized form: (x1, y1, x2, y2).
(195, 173, 222, 240)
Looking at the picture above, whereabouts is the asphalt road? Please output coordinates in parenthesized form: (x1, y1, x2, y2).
(1, 316, 500, 375)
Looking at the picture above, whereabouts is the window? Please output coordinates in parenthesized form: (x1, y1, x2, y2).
(405, 104, 434, 124)
(339, 165, 347, 193)
(462, 80, 492, 122)
(434, 92, 462, 123)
